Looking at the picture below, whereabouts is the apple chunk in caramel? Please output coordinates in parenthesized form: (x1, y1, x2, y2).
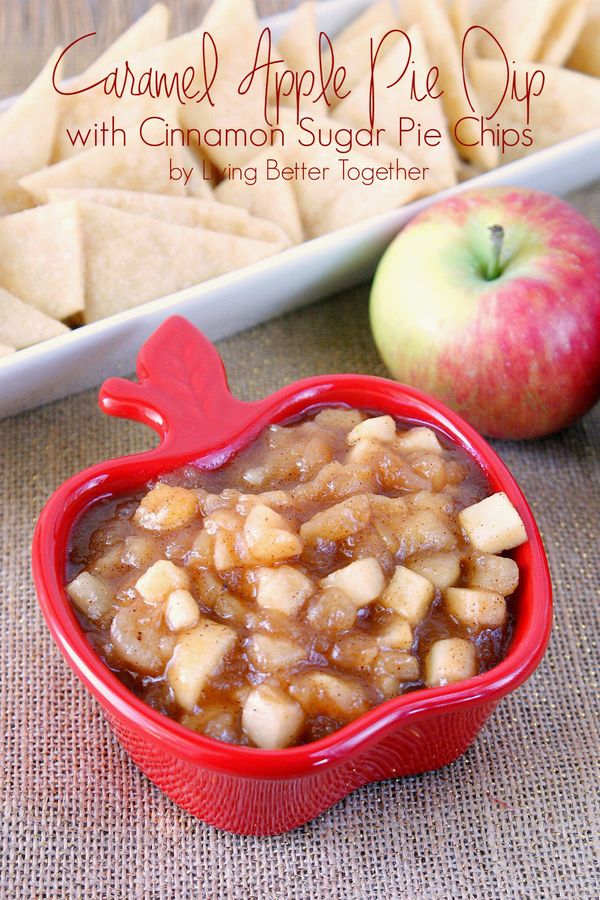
(65, 408, 526, 748)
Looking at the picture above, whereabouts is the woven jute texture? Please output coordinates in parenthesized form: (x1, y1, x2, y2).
(1, 2, 599, 898)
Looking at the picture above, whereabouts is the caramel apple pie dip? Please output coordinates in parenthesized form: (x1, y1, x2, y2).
(66, 408, 528, 749)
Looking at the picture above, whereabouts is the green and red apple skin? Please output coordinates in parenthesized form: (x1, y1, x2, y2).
(370, 187, 600, 440)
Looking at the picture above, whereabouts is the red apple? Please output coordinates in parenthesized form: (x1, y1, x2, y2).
(370, 187, 600, 439)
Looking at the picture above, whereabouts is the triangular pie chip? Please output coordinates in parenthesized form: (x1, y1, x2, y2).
(0, 202, 83, 319)
(334, 0, 396, 51)
(19, 144, 187, 202)
(182, 146, 216, 198)
(537, 0, 589, 66)
(273, 111, 426, 238)
(78, 202, 283, 322)
(289, 143, 425, 238)
(0, 49, 63, 214)
(80, 4, 170, 79)
(333, 26, 458, 190)
(53, 24, 202, 160)
(331, 1, 400, 98)
(398, 0, 499, 170)
(446, 0, 470, 49)
(470, 59, 600, 161)
(568, 0, 600, 76)
(180, 0, 275, 168)
(0, 343, 16, 357)
(48, 187, 289, 245)
(215, 149, 304, 244)
(474, 0, 561, 61)
(0, 287, 69, 348)
(277, 2, 332, 111)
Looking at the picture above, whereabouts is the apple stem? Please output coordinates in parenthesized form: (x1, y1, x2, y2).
(487, 225, 505, 280)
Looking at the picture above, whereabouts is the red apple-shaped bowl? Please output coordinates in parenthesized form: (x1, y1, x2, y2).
(32, 317, 552, 835)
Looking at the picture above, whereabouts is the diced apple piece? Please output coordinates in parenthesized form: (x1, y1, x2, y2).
(369, 494, 407, 556)
(465, 554, 519, 595)
(375, 648, 420, 697)
(375, 652, 420, 698)
(400, 510, 457, 555)
(409, 458, 467, 492)
(445, 587, 507, 630)
(213, 529, 240, 571)
(376, 649, 420, 681)
(347, 415, 396, 445)
(331, 633, 380, 670)
(368, 494, 409, 553)
(396, 426, 443, 454)
(242, 684, 304, 749)
(410, 490, 453, 516)
(290, 671, 369, 720)
(368, 493, 410, 518)
(425, 638, 477, 687)
(191, 567, 227, 606)
(203, 509, 244, 533)
(409, 453, 450, 491)
(458, 492, 527, 553)
(245, 505, 294, 535)
(408, 551, 462, 590)
(251, 530, 303, 565)
(183, 708, 237, 743)
(306, 587, 358, 633)
(236, 491, 290, 515)
(198, 491, 236, 515)
(121, 535, 158, 569)
(381, 565, 435, 626)
(377, 615, 413, 651)
(110, 600, 174, 674)
(299, 493, 370, 544)
(365, 520, 399, 556)
(165, 589, 200, 632)
(133, 482, 198, 531)
(314, 407, 365, 431)
(89, 544, 127, 577)
(345, 437, 381, 465)
(255, 565, 313, 615)
(247, 633, 305, 673)
(186, 529, 214, 568)
(299, 435, 334, 477)
(165, 531, 195, 562)
(135, 559, 189, 604)
(66, 571, 113, 621)
(380, 455, 432, 492)
(320, 557, 384, 608)
(243, 503, 303, 564)
(290, 460, 375, 505)
(213, 592, 248, 625)
(167, 619, 236, 712)
(348, 441, 430, 492)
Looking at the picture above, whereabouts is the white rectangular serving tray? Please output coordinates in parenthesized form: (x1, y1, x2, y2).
(1, 0, 600, 418)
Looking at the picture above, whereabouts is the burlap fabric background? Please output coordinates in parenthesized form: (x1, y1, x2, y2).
(1, 2, 599, 898)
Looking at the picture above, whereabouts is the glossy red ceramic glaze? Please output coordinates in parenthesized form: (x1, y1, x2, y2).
(32, 317, 552, 835)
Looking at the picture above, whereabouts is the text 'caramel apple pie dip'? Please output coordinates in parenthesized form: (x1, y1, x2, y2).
(66, 407, 528, 750)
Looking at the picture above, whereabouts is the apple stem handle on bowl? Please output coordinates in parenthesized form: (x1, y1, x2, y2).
(99, 316, 262, 461)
